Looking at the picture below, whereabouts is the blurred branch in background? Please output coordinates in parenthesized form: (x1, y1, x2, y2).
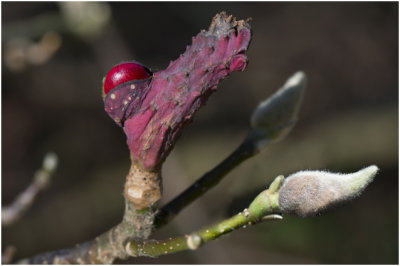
(1, 246, 16, 264)
(4, 31, 62, 72)
(2, 152, 58, 227)
(3, 2, 111, 72)
(58, 2, 111, 42)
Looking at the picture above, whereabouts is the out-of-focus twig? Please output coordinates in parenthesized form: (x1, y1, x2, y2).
(3, 2, 111, 72)
(2, 246, 16, 264)
(2, 152, 58, 226)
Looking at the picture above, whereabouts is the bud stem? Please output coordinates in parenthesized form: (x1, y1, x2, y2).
(128, 182, 281, 257)
(154, 138, 258, 228)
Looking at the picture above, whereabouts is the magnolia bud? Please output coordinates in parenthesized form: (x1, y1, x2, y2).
(249, 71, 306, 149)
(278, 165, 378, 217)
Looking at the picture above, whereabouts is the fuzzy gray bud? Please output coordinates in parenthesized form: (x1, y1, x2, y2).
(278, 165, 378, 217)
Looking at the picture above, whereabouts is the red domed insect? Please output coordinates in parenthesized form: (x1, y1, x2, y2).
(103, 61, 152, 95)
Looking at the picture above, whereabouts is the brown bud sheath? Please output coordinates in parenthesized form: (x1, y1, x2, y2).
(124, 163, 162, 210)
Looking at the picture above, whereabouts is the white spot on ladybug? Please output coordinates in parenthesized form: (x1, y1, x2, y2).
(110, 93, 116, 100)
(169, 246, 173, 250)
(176, 243, 180, 247)
(123, 100, 128, 106)
(130, 84, 136, 90)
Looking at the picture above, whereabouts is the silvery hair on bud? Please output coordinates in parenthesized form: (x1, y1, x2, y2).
(278, 165, 378, 217)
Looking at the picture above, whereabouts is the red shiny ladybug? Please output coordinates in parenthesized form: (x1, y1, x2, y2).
(103, 61, 152, 95)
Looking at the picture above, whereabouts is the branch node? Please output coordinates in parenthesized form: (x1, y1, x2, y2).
(186, 234, 202, 250)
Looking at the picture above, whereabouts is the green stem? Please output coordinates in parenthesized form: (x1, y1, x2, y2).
(155, 136, 260, 229)
(130, 212, 256, 257)
(129, 183, 281, 257)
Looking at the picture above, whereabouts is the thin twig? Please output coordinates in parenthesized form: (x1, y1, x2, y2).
(2, 246, 16, 264)
(2, 152, 58, 226)
(154, 137, 259, 229)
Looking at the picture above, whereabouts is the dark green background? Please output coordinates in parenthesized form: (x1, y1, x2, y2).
(2, 2, 398, 264)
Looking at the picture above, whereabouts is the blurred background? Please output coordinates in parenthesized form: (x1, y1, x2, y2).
(2, 2, 398, 264)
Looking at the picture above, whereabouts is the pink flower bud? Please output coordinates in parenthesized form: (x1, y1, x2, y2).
(104, 12, 252, 170)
